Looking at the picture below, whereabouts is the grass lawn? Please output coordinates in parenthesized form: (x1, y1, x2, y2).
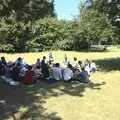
(0, 47, 120, 120)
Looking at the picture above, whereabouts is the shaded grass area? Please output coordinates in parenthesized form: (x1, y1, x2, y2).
(0, 80, 61, 120)
(95, 57, 120, 72)
(0, 79, 105, 120)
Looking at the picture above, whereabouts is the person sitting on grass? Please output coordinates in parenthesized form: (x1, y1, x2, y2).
(90, 60, 97, 72)
(84, 62, 91, 76)
(15, 57, 26, 68)
(50, 63, 63, 81)
(12, 62, 23, 81)
(34, 65, 43, 80)
(78, 61, 83, 72)
(72, 57, 79, 70)
(3, 62, 13, 83)
(63, 64, 73, 82)
(73, 69, 80, 81)
(24, 65, 36, 85)
(63, 54, 69, 68)
(0, 62, 5, 76)
(34, 58, 41, 69)
(19, 66, 28, 82)
(79, 67, 91, 83)
(1, 56, 7, 65)
(41, 56, 49, 78)
(49, 52, 54, 64)
(84, 59, 90, 66)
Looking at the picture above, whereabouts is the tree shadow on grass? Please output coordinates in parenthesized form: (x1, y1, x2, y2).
(95, 57, 120, 72)
(88, 82, 106, 90)
(0, 79, 106, 120)
(0, 80, 61, 120)
(60, 81, 106, 96)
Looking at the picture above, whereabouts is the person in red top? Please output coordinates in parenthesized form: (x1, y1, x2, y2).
(24, 65, 36, 85)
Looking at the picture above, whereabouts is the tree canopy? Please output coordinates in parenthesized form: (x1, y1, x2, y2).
(0, 0, 120, 52)
(0, 0, 55, 21)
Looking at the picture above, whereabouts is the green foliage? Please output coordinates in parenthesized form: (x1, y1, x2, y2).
(76, 0, 120, 47)
(30, 18, 77, 51)
(78, 9, 111, 45)
(0, 17, 77, 52)
(0, 0, 55, 21)
(86, 0, 120, 26)
(85, 0, 120, 42)
(0, 44, 15, 53)
(0, 0, 120, 53)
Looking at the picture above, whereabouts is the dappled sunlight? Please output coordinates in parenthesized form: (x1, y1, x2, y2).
(44, 71, 120, 120)
(0, 50, 120, 120)
(0, 76, 106, 120)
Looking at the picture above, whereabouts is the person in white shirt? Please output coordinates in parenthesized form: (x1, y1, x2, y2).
(51, 63, 63, 81)
(63, 64, 73, 81)
(15, 57, 26, 68)
(19, 66, 28, 76)
(49, 52, 54, 63)
(72, 57, 79, 69)
(84, 63, 91, 76)
(90, 60, 97, 72)
(63, 54, 69, 68)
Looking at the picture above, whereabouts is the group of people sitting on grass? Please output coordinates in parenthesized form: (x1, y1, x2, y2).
(0, 53, 97, 86)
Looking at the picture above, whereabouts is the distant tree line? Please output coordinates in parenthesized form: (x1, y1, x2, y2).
(0, 0, 119, 53)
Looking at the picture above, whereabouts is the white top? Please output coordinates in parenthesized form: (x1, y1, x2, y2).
(15, 60, 26, 67)
(72, 60, 79, 68)
(63, 59, 69, 68)
(34, 69, 42, 75)
(51, 67, 63, 81)
(90, 62, 97, 69)
(85, 65, 91, 75)
(49, 55, 54, 61)
(63, 68, 73, 81)
(19, 67, 28, 77)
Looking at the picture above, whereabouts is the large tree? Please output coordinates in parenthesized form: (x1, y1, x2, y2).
(85, 0, 120, 26)
(0, 0, 55, 21)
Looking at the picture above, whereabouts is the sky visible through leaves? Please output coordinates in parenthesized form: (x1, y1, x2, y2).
(55, 0, 85, 20)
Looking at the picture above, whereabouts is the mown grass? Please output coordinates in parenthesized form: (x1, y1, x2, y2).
(0, 46, 120, 120)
